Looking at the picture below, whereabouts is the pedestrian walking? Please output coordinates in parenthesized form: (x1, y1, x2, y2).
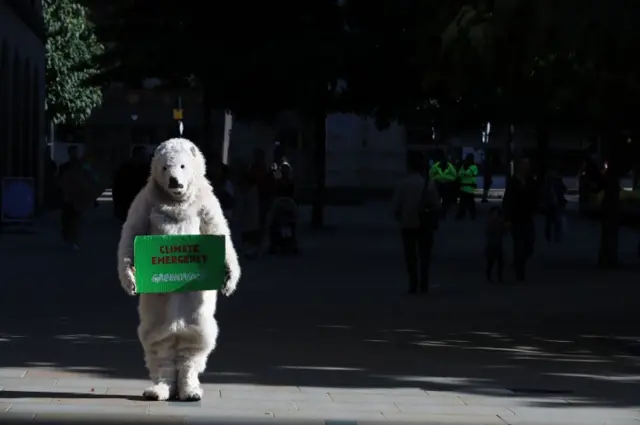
(57, 146, 103, 250)
(112, 145, 150, 222)
(481, 153, 493, 203)
(212, 163, 236, 221)
(393, 152, 441, 294)
(502, 156, 538, 282)
(248, 148, 275, 237)
(238, 171, 261, 259)
(543, 165, 567, 242)
(429, 150, 457, 219)
(485, 206, 506, 283)
(456, 153, 479, 220)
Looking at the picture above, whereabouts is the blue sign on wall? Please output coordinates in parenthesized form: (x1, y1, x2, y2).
(1, 178, 35, 223)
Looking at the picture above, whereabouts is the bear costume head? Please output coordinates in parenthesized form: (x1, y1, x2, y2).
(151, 138, 207, 200)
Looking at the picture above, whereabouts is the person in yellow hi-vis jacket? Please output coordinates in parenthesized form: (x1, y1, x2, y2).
(456, 153, 479, 220)
(429, 150, 457, 218)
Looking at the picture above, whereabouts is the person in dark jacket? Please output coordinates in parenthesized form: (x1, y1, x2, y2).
(248, 148, 274, 231)
(481, 153, 493, 203)
(502, 157, 538, 282)
(113, 146, 150, 222)
(543, 165, 567, 242)
(43, 147, 60, 210)
(212, 163, 235, 220)
(58, 146, 84, 249)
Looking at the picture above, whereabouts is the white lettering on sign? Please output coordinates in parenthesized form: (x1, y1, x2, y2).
(151, 272, 205, 283)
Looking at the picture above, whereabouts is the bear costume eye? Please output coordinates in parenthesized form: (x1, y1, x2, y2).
(163, 166, 167, 171)
(180, 165, 185, 169)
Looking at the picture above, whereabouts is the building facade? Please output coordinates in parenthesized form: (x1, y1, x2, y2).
(0, 0, 46, 208)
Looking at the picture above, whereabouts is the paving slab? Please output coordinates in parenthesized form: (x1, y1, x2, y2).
(149, 405, 276, 419)
(299, 387, 428, 396)
(381, 412, 506, 423)
(215, 385, 303, 394)
(0, 411, 37, 421)
(394, 403, 514, 416)
(105, 386, 182, 398)
(221, 389, 330, 401)
(2, 203, 640, 424)
(507, 406, 640, 421)
(0, 379, 58, 388)
(199, 398, 297, 411)
(458, 395, 572, 406)
(0, 370, 27, 379)
(272, 410, 386, 421)
(53, 378, 149, 388)
(6, 403, 149, 416)
(29, 413, 186, 424)
(499, 414, 640, 425)
(326, 392, 446, 404)
(187, 418, 321, 425)
(1, 385, 109, 395)
(296, 400, 399, 413)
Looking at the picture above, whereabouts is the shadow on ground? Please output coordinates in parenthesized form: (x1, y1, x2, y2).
(1, 203, 640, 412)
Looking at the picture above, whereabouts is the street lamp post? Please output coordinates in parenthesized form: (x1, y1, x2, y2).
(173, 96, 184, 137)
(222, 111, 232, 165)
(509, 124, 515, 176)
(127, 92, 141, 158)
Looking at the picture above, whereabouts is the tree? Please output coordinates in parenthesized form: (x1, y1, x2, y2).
(44, 0, 104, 125)
(341, 0, 465, 125)
(95, 1, 518, 228)
(93, 0, 351, 228)
(443, 0, 640, 267)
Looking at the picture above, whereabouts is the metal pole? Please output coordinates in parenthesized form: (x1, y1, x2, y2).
(221, 111, 233, 164)
(178, 95, 184, 136)
(508, 124, 515, 176)
(49, 121, 55, 160)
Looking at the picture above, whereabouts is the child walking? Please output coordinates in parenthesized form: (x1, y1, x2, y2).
(485, 206, 506, 283)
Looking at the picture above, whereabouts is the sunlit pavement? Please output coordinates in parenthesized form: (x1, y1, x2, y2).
(1, 201, 640, 424)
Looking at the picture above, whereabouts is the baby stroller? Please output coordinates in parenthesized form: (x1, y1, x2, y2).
(265, 196, 299, 255)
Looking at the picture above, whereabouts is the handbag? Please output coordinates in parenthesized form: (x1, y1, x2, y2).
(418, 173, 439, 231)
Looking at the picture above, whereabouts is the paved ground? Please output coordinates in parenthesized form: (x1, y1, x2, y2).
(1, 201, 640, 424)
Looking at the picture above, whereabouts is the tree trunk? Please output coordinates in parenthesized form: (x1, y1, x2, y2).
(505, 123, 514, 176)
(598, 170, 620, 268)
(598, 133, 621, 268)
(221, 111, 232, 165)
(535, 123, 550, 181)
(201, 87, 214, 160)
(311, 109, 327, 229)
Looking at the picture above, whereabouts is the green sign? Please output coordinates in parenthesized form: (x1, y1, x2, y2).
(134, 235, 226, 294)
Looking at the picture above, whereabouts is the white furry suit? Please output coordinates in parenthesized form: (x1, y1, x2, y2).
(117, 138, 241, 401)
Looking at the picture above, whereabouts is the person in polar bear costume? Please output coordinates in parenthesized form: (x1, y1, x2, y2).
(117, 138, 241, 402)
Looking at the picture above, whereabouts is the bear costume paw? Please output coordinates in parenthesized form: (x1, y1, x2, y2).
(221, 265, 239, 297)
(120, 266, 137, 296)
(142, 382, 173, 401)
(178, 383, 203, 402)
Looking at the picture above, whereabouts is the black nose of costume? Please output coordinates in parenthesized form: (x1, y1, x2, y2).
(168, 177, 183, 189)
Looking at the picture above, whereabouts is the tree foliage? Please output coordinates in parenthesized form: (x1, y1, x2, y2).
(94, 0, 347, 119)
(442, 0, 640, 268)
(441, 0, 640, 130)
(44, 0, 104, 125)
(93, 0, 355, 227)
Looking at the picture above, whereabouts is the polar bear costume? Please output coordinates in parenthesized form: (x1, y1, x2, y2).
(117, 138, 241, 402)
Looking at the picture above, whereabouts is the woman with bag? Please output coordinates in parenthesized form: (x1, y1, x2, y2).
(392, 152, 442, 294)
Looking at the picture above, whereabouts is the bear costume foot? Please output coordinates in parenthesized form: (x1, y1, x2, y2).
(178, 384, 203, 401)
(143, 382, 174, 401)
